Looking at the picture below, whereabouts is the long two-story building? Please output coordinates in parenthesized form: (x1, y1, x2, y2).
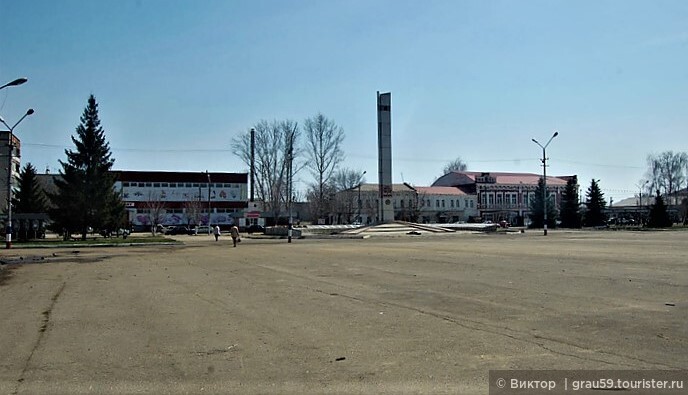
(433, 171, 574, 224)
(113, 171, 248, 229)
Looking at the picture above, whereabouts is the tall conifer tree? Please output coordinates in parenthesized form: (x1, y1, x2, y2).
(584, 179, 607, 227)
(48, 95, 124, 240)
(647, 190, 672, 228)
(528, 177, 557, 228)
(560, 176, 581, 228)
(12, 163, 48, 214)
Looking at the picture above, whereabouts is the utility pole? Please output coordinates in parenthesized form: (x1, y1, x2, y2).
(250, 128, 255, 202)
(286, 131, 295, 243)
(207, 170, 211, 234)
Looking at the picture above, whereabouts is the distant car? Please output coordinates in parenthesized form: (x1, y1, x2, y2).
(194, 225, 213, 235)
(155, 224, 171, 234)
(246, 224, 264, 234)
(165, 226, 194, 235)
(499, 220, 510, 228)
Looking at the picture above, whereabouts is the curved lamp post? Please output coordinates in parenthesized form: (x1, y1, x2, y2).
(0, 78, 27, 90)
(531, 131, 558, 236)
(1, 108, 35, 248)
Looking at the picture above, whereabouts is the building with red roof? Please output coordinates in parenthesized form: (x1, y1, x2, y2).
(433, 171, 575, 224)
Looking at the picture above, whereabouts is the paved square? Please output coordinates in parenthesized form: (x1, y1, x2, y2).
(1, 230, 686, 394)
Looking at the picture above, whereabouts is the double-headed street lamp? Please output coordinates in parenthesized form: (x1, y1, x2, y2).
(531, 131, 558, 236)
(1, 108, 35, 248)
(1, 77, 30, 249)
(0, 78, 27, 90)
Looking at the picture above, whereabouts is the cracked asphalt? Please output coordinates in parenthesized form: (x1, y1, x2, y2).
(0, 231, 686, 394)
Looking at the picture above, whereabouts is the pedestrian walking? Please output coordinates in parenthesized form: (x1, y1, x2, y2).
(213, 225, 221, 241)
(230, 225, 240, 247)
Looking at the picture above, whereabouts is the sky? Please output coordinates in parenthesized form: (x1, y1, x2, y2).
(1, 0, 687, 203)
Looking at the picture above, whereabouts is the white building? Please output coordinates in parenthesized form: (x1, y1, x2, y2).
(114, 171, 248, 229)
(414, 186, 479, 223)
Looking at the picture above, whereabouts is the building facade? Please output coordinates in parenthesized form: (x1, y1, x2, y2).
(114, 171, 248, 229)
(333, 183, 479, 224)
(432, 171, 573, 224)
(0, 131, 22, 213)
(414, 186, 479, 223)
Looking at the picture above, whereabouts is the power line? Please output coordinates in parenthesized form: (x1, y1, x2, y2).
(22, 143, 647, 170)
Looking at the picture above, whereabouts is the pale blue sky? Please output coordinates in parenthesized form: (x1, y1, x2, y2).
(1, 0, 687, 202)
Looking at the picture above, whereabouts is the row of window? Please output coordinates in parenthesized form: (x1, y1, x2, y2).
(480, 192, 556, 206)
(421, 198, 475, 209)
(122, 182, 240, 188)
(135, 208, 239, 214)
(357, 198, 475, 210)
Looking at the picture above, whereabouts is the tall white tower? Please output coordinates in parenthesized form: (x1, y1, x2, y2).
(377, 92, 393, 223)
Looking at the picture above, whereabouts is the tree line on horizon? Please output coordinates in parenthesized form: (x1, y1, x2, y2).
(8, 97, 683, 241)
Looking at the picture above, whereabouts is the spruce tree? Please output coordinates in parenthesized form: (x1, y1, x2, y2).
(528, 177, 557, 228)
(584, 179, 607, 227)
(560, 176, 581, 228)
(647, 190, 672, 228)
(12, 163, 48, 214)
(48, 95, 125, 240)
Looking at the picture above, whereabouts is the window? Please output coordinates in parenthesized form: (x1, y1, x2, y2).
(185, 183, 192, 188)
(496, 194, 503, 205)
(427, 199, 431, 207)
(436, 200, 440, 208)
(192, 183, 200, 188)
(441, 200, 445, 208)
(465, 198, 469, 208)
(123, 182, 130, 187)
(470, 200, 474, 208)
(450, 200, 454, 208)
(145, 183, 152, 187)
(161, 183, 169, 187)
(400, 199, 404, 208)
(488, 194, 494, 205)
(153, 183, 161, 188)
(511, 194, 517, 205)
(523, 193, 529, 206)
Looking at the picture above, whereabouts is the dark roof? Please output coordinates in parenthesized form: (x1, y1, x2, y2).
(112, 170, 247, 183)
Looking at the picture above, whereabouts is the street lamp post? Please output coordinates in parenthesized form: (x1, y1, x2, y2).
(0, 78, 27, 90)
(357, 170, 367, 223)
(1, 108, 35, 248)
(206, 171, 212, 235)
(637, 180, 649, 225)
(531, 131, 558, 236)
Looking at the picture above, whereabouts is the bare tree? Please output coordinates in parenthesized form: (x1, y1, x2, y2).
(305, 182, 337, 224)
(183, 199, 202, 229)
(645, 151, 688, 204)
(304, 113, 345, 220)
(442, 157, 468, 176)
(231, 120, 299, 224)
(309, 168, 364, 224)
(144, 190, 167, 235)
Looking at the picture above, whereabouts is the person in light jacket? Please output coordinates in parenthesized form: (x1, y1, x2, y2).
(229, 225, 240, 247)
